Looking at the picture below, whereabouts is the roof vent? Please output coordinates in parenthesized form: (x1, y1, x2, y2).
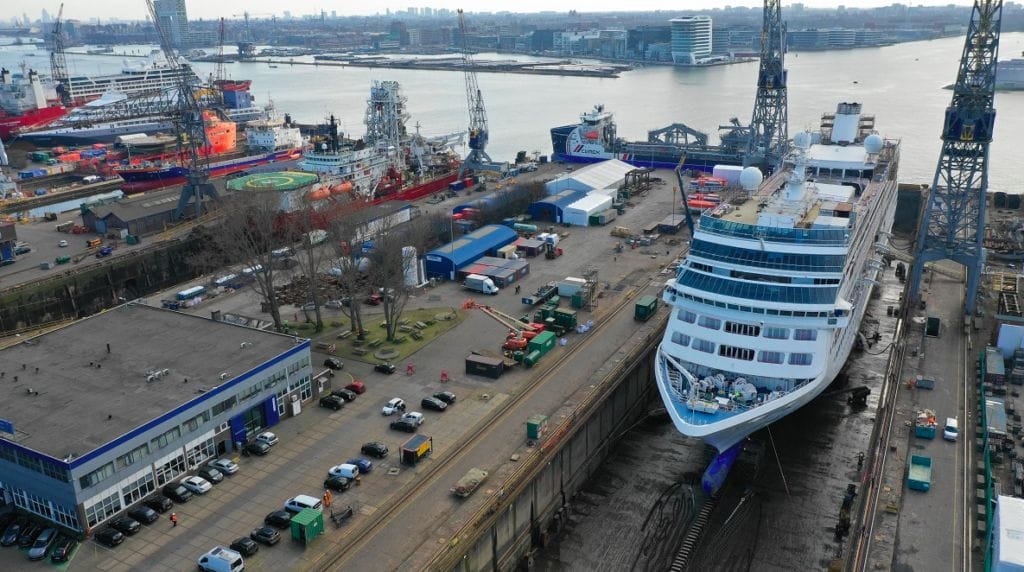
(219, 372, 229, 380)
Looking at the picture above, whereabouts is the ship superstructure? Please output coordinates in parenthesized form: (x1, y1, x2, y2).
(64, 50, 197, 104)
(654, 103, 899, 475)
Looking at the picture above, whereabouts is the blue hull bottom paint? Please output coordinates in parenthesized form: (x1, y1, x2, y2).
(702, 442, 743, 496)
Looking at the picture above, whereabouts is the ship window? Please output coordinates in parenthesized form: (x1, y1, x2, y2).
(671, 332, 691, 347)
(698, 316, 721, 330)
(764, 327, 789, 340)
(767, 309, 779, 315)
(679, 310, 697, 323)
(692, 339, 716, 354)
(789, 353, 813, 366)
(753, 307, 765, 314)
(725, 321, 761, 337)
(780, 310, 792, 317)
(794, 329, 818, 341)
(691, 262, 713, 273)
(758, 351, 785, 364)
(718, 345, 755, 361)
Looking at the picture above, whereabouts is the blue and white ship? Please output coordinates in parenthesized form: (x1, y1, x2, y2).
(654, 103, 900, 493)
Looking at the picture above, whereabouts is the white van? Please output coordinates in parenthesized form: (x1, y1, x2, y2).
(284, 494, 323, 513)
(198, 546, 244, 572)
(943, 417, 960, 441)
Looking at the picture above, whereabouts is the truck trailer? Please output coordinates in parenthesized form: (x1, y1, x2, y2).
(464, 273, 499, 295)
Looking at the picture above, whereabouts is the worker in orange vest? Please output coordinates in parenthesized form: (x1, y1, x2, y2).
(323, 490, 333, 508)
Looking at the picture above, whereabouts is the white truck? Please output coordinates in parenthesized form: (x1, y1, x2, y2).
(464, 273, 499, 295)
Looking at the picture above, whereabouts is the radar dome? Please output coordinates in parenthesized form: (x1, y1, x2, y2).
(793, 131, 812, 149)
(740, 166, 763, 191)
(864, 133, 884, 154)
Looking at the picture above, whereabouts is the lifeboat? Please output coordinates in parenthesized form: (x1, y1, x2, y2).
(687, 199, 717, 211)
(330, 181, 353, 195)
(306, 187, 332, 201)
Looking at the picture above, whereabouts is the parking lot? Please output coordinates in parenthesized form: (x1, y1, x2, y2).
(0, 166, 684, 570)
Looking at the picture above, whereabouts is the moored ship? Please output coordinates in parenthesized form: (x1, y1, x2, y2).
(0, 67, 69, 139)
(653, 103, 900, 494)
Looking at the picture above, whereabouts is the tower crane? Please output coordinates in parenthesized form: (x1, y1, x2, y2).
(49, 3, 71, 107)
(456, 9, 498, 179)
(214, 17, 227, 85)
(909, 0, 1002, 314)
(145, 0, 219, 220)
(744, 0, 788, 173)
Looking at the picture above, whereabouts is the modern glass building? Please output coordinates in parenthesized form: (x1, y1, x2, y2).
(670, 16, 713, 65)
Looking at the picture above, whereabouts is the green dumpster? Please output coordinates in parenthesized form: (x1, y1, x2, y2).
(527, 414, 548, 439)
(290, 507, 324, 545)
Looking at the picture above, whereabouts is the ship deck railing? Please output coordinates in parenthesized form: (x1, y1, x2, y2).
(697, 215, 850, 246)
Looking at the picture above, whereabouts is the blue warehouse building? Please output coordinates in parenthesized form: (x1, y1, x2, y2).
(527, 190, 588, 223)
(424, 224, 518, 280)
(0, 304, 318, 533)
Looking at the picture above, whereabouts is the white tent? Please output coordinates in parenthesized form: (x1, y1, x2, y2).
(545, 159, 635, 195)
(563, 193, 613, 226)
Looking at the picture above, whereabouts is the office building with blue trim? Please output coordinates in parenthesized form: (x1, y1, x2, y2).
(0, 304, 314, 533)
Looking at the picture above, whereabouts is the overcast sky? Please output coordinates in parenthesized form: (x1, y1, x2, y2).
(26, 1, 982, 22)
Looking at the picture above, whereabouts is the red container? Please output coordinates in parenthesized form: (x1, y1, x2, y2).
(463, 178, 474, 187)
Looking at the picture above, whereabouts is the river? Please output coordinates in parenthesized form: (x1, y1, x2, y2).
(1, 33, 1023, 190)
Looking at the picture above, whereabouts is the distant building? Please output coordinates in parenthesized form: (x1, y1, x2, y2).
(670, 16, 712, 65)
(153, 0, 188, 48)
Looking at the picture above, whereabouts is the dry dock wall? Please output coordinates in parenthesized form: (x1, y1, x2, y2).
(431, 313, 665, 571)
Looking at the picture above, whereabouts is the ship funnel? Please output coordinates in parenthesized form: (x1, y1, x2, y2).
(832, 102, 862, 145)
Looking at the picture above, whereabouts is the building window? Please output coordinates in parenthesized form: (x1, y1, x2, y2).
(154, 453, 187, 486)
(698, 316, 721, 330)
(299, 375, 312, 401)
(718, 345, 755, 361)
(41, 460, 70, 483)
(181, 411, 211, 434)
(117, 443, 151, 469)
(121, 471, 155, 506)
(789, 353, 813, 366)
(17, 453, 42, 474)
(151, 426, 181, 450)
(0, 445, 15, 463)
(671, 331, 691, 347)
(276, 386, 288, 416)
(764, 327, 789, 339)
(679, 310, 697, 323)
(692, 338, 716, 353)
(758, 351, 785, 364)
(794, 329, 818, 341)
(185, 437, 215, 469)
(84, 491, 122, 527)
(724, 321, 761, 337)
(52, 502, 80, 530)
(237, 383, 262, 403)
(212, 396, 237, 416)
(79, 462, 115, 490)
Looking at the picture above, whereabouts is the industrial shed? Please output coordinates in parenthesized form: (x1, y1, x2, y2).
(424, 224, 519, 280)
(527, 190, 587, 223)
(563, 194, 614, 226)
(544, 159, 634, 195)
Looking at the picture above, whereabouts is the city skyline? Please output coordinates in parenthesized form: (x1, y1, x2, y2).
(20, 0, 988, 23)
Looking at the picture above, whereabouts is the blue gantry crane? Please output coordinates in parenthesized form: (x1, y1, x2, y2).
(744, 0, 788, 174)
(456, 9, 499, 179)
(145, 0, 219, 220)
(909, 0, 1002, 314)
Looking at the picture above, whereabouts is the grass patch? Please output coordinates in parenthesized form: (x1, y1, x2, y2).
(313, 307, 464, 365)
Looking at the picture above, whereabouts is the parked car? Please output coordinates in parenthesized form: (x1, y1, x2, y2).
(400, 411, 425, 426)
(332, 388, 357, 402)
(162, 482, 193, 503)
(374, 362, 397, 374)
(49, 535, 78, 563)
(346, 381, 367, 394)
(433, 391, 457, 404)
(197, 546, 244, 572)
(197, 466, 225, 484)
(319, 395, 345, 410)
(14, 245, 30, 255)
(209, 459, 239, 475)
(323, 357, 344, 370)
(18, 522, 41, 547)
(0, 517, 26, 546)
(230, 536, 259, 557)
(27, 527, 57, 560)
(284, 495, 323, 513)
(93, 528, 124, 548)
(346, 457, 373, 474)
(328, 464, 359, 479)
(361, 441, 389, 458)
(421, 397, 448, 411)
(255, 431, 279, 447)
(324, 299, 350, 310)
(127, 506, 159, 524)
(143, 494, 173, 513)
(245, 441, 271, 456)
(250, 526, 281, 546)
(324, 476, 352, 492)
(390, 418, 418, 433)
(263, 510, 292, 529)
(57, 240, 68, 248)
(182, 476, 213, 495)
(382, 397, 406, 416)
(110, 516, 142, 536)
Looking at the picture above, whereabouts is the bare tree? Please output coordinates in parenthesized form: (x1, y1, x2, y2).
(281, 205, 330, 332)
(203, 190, 291, 331)
(326, 206, 373, 340)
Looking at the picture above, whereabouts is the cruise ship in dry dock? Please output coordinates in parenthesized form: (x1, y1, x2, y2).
(654, 103, 900, 493)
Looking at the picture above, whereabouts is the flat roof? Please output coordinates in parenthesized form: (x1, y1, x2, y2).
(427, 224, 518, 267)
(0, 304, 301, 461)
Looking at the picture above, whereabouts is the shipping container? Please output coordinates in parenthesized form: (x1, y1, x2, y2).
(400, 434, 433, 465)
(465, 354, 504, 379)
(176, 286, 207, 301)
(528, 331, 557, 356)
(448, 180, 465, 191)
(634, 295, 659, 321)
(527, 414, 548, 439)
